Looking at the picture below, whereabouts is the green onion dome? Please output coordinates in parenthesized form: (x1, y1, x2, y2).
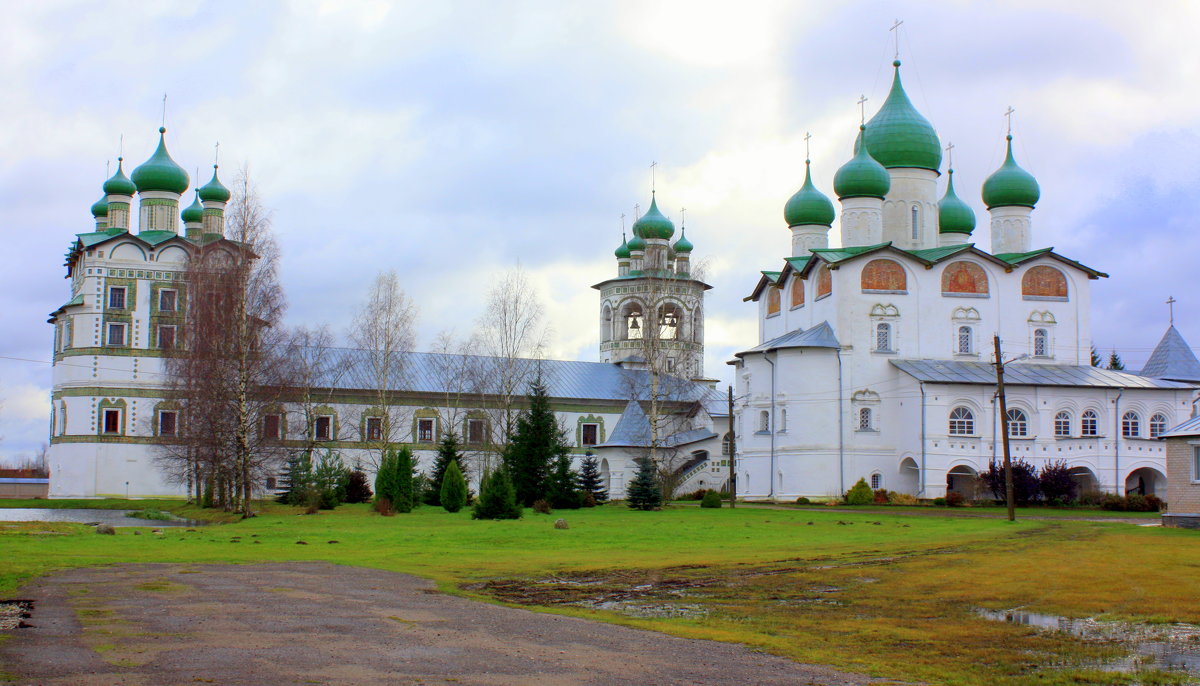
(784, 160, 835, 227)
(863, 61, 942, 171)
(615, 233, 631, 259)
(631, 193, 675, 240)
(981, 135, 1040, 209)
(103, 158, 137, 196)
(90, 195, 109, 218)
(672, 228, 694, 253)
(198, 164, 231, 203)
(181, 191, 204, 223)
(132, 127, 190, 194)
(938, 169, 975, 234)
(834, 126, 891, 199)
(628, 235, 646, 252)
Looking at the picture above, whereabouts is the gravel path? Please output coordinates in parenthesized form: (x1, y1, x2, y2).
(0, 562, 886, 685)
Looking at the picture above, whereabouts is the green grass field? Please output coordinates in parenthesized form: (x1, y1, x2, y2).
(1, 500, 1195, 685)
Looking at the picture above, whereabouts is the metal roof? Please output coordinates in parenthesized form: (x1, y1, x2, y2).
(891, 359, 1195, 389)
(736, 321, 841, 357)
(1139, 326, 1200, 383)
(594, 400, 718, 448)
(1162, 414, 1200, 438)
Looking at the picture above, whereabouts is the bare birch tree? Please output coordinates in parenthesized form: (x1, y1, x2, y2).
(348, 270, 417, 470)
(282, 325, 347, 461)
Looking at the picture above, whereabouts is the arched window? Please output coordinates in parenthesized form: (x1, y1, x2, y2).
(658, 303, 681, 340)
(949, 407, 974, 435)
(1122, 411, 1140, 438)
(911, 206, 919, 240)
(875, 322, 893, 352)
(1081, 410, 1099, 437)
(602, 306, 613, 342)
(1149, 413, 1167, 438)
(858, 407, 873, 431)
(1007, 408, 1028, 437)
(790, 277, 804, 309)
(1054, 411, 1071, 437)
(870, 472, 882, 490)
(816, 264, 832, 299)
(957, 326, 973, 354)
(767, 287, 781, 316)
(758, 410, 770, 433)
(861, 259, 907, 292)
(1033, 328, 1049, 357)
(778, 408, 787, 432)
(624, 303, 644, 340)
(1021, 265, 1068, 299)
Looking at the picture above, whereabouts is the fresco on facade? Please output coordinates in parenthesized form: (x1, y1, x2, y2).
(941, 261, 989, 295)
(1022, 265, 1068, 298)
(767, 286, 781, 315)
(861, 259, 907, 292)
(790, 277, 804, 308)
(817, 265, 832, 298)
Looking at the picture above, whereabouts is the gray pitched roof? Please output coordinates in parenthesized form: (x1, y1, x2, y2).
(735, 321, 841, 358)
(1161, 414, 1200, 438)
(594, 400, 718, 448)
(1139, 326, 1200, 383)
(891, 359, 1195, 389)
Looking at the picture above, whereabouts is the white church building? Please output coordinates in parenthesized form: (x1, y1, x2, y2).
(733, 59, 1199, 501)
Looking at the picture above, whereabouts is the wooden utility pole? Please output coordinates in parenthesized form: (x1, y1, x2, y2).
(993, 335, 1016, 522)
(727, 385, 736, 508)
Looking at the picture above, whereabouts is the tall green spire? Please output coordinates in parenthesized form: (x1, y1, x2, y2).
(981, 135, 1040, 209)
(131, 127, 190, 194)
(863, 61, 942, 171)
(834, 126, 891, 199)
(938, 169, 975, 234)
(784, 160, 835, 227)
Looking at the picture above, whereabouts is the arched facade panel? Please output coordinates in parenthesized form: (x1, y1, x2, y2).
(941, 261, 989, 295)
(861, 258, 907, 292)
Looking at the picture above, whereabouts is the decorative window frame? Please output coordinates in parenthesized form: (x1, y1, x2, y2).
(97, 398, 127, 436)
(261, 408, 287, 441)
(852, 389, 881, 433)
(412, 408, 440, 444)
(1053, 410, 1072, 438)
(312, 405, 338, 442)
(464, 411, 490, 445)
(153, 400, 183, 438)
(948, 405, 976, 436)
(105, 320, 129, 347)
(1080, 408, 1101, 437)
(576, 414, 606, 447)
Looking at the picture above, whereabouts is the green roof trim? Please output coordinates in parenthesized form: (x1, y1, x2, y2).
(761, 270, 782, 283)
(809, 242, 892, 265)
(907, 244, 976, 262)
(863, 61, 942, 171)
(784, 255, 811, 271)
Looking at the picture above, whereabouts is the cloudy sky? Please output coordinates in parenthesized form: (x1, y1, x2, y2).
(3, 0, 1200, 460)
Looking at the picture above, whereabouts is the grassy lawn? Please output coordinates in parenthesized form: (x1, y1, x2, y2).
(756, 502, 1164, 519)
(0, 501, 1195, 685)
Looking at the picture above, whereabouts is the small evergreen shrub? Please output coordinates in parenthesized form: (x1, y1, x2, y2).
(626, 457, 662, 511)
(578, 454, 608, 504)
(794, 496, 811, 505)
(700, 490, 723, 508)
(344, 469, 373, 504)
(472, 470, 522, 520)
(933, 497, 947, 507)
(439, 460, 468, 513)
(532, 499, 553, 514)
(945, 491, 966, 507)
(582, 493, 597, 508)
(844, 478, 874, 505)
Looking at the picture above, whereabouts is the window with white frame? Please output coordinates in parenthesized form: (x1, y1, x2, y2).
(417, 418, 434, 442)
(315, 415, 333, 441)
(758, 410, 770, 433)
(870, 472, 882, 490)
(366, 416, 383, 441)
(1149, 413, 1167, 438)
(875, 322, 893, 352)
(106, 322, 126, 346)
(1054, 411, 1071, 437)
(467, 418, 486, 444)
(108, 286, 127, 309)
(910, 206, 919, 240)
(159, 289, 177, 312)
(158, 410, 178, 436)
(1007, 408, 1029, 437)
(581, 423, 599, 446)
(1033, 328, 1049, 357)
(858, 407, 873, 431)
(158, 325, 176, 350)
(957, 325, 973, 354)
(949, 407, 974, 435)
(1081, 410, 1099, 437)
(722, 432, 732, 455)
(1122, 411, 1140, 438)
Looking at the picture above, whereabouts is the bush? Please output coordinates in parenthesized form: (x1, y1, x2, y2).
(794, 496, 811, 505)
(1145, 494, 1164, 512)
(888, 492, 919, 506)
(844, 478, 874, 505)
(700, 490, 723, 508)
(1077, 490, 1105, 507)
(582, 493, 597, 508)
(1100, 494, 1126, 511)
(626, 457, 662, 511)
(679, 489, 712, 501)
(532, 499, 553, 515)
(1038, 460, 1077, 504)
(439, 460, 468, 513)
(932, 497, 947, 507)
(472, 469, 522, 520)
(945, 491, 966, 507)
(344, 469, 373, 504)
(1125, 494, 1151, 512)
(872, 489, 890, 505)
(980, 459, 1040, 506)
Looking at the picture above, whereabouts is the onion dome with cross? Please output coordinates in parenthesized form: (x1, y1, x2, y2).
(131, 127, 190, 194)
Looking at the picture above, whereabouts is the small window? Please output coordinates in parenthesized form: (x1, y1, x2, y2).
(108, 286, 126, 309)
(1034, 328, 1049, 357)
(159, 289, 177, 312)
(158, 410, 178, 437)
(911, 206, 919, 240)
(366, 416, 383, 441)
(158, 325, 176, 350)
(1007, 409, 1028, 437)
(758, 410, 770, 433)
(957, 326, 973, 354)
(778, 408, 787, 432)
(858, 407, 873, 431)
(1193, 446, 1200, 481)
(949, 407, 974, 435)
(315, 416, 333, 441)
(1122, 411, 1140, 438)
(417, 418, 434, 442)
(102, 408, 121, 434)
(581, 423, 599, 446)
(106, 322, 126, 347)
(666, 357, 676, 373)
(1081, 410, 1099, 437)
(1149, 413, 1167, 438)
(722, 432, 732, 455)
(263, 414, 282, 440)
(870, 473, 882, 490)
(875, 322, 892, 353)
(1054, 411, 1071, 437)
(467, 418, 486, 444)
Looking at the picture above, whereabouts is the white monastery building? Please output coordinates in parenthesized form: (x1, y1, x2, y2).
(734, 59, 1199, 500)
